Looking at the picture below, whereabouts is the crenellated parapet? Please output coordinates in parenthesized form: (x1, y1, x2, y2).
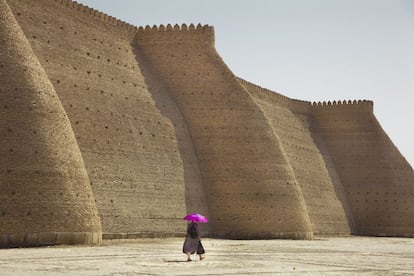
(137, 23, 213, 33)
(311, 99, 373, 113)
(135, 23, 215, 46)
(54, 0, 138, 31)
(311, 99, 373, 107)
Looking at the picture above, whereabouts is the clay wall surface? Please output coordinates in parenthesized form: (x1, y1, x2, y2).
(0, 0, 101, 247)
(2, 0, 413, 245)
(311, 102, 414, 237)
(135, 26, 313, 239)
(241, 80, 354, 235)
(6, 0, 207, 238)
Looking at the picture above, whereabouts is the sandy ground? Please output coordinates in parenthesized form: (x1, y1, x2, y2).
(0, 237, 413, 275)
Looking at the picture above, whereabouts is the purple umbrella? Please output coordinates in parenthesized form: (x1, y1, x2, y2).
(183, 213, 208, 223)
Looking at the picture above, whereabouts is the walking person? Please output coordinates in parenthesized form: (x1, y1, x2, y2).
(182, 213, 208, 261)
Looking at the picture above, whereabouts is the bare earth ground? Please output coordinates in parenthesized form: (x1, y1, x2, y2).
(0, 237, 413, 275)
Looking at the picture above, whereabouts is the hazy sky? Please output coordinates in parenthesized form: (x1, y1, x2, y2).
(77, 0, 414, 167)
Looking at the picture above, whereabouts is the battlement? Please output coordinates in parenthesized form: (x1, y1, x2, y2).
(34, 1, 215, 45)
(137, 23, 213, 33)
(311, 99, 373, 112)
(135, 23, 215, 46)
(311, 99, 372, 106)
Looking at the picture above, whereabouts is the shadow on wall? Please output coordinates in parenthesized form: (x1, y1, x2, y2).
(132, 41, 211, 235)
(309, 130, 357, 234)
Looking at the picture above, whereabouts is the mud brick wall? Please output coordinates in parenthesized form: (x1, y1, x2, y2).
(311, 101, 414, 237)
(1, 0, 413, 246)
(135, 25, 313, 239)
(6, 0, 206, 238)
(0, 0, 101, 248)
(241, 80, 354, 235)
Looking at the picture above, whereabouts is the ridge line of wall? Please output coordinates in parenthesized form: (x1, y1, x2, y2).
(238, 78, 373, 109)
(237, 77, 310, 106)
(52, 0, 212, 35)
(53, 0, 137, 31)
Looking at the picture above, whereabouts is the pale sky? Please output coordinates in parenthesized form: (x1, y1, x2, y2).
(77, 0, 414, 167)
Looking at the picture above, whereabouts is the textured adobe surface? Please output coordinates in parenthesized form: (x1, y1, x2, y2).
(0, 0, 101, 248)
(1, 0, 413, 247)
(135, 26, 313, 239)
(241, 80, 354, 235)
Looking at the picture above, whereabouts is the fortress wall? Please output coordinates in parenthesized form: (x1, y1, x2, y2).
(0, 0, 101, 247)
(311, 101, 414, 237)
(240, 80, 354, 235)
(8, 0, 196, 237)
(135, 26, 313, 239)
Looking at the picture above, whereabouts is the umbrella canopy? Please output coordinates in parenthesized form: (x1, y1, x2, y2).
(183, 213, 208, 223)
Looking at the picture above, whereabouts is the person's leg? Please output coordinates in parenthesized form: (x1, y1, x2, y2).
(186, 252, 192, 261)
(197, 240, 205, 260)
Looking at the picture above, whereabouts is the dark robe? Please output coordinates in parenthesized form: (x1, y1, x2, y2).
(182, 222, 205, 254)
